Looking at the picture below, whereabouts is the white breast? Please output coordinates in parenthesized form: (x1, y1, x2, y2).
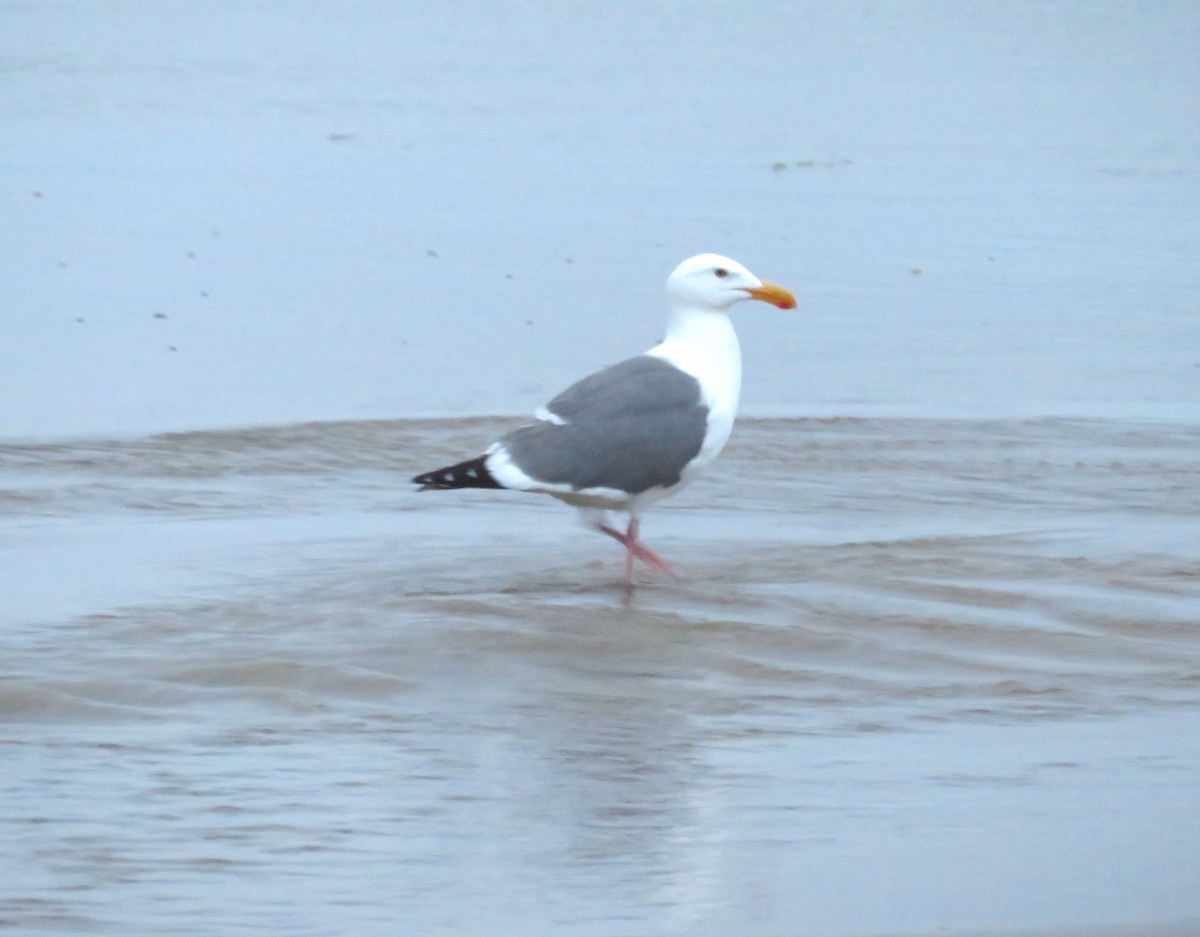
(645, 306, 742, 485)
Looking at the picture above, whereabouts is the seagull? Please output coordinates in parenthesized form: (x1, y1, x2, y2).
(413, 253, 797, 597)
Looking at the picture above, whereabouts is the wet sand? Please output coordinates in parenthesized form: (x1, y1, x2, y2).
(5, 2, 1198, 438)
(2, 416, 1198, 935)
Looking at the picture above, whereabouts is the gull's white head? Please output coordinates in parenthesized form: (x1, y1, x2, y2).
(666, 253, 797, 312)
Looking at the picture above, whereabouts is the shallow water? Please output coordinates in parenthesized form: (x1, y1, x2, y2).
(4, 2, 1200, 931)
(3, 416, 1199, 935)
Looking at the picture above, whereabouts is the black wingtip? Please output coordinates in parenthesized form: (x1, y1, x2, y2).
(412, 455, 503, 491)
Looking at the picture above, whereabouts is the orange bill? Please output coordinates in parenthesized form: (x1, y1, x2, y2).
(747, 283, 797, 309)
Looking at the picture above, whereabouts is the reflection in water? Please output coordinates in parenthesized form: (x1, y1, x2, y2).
(2, 417, 1199, 935)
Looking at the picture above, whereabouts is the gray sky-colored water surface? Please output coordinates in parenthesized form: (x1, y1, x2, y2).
(3, 3, 1200, 936)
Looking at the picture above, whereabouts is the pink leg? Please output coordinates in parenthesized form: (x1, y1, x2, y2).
(624, 519, 637, 584)
(599, 519, 680, 583)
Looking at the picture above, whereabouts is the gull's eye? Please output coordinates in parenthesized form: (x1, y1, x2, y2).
(714, 267, 729, 278)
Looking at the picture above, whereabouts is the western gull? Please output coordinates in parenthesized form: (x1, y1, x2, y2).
(413, 253, 797, 596)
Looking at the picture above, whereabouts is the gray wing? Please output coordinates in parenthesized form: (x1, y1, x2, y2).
(501, 355, 708, 494)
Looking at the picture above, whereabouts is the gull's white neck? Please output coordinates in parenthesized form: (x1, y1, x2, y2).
(647, 304, 742, 419)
